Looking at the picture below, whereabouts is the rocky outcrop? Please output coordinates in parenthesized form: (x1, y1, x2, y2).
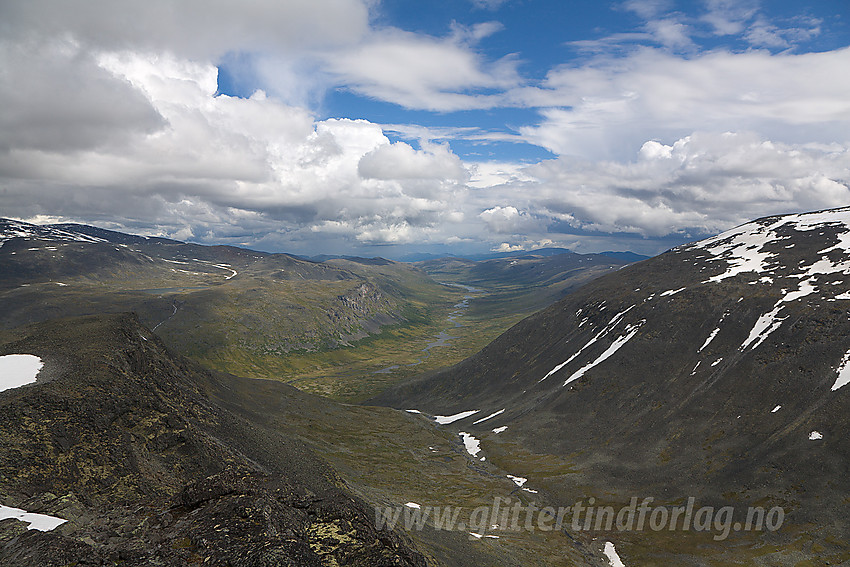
(0, 313, 425, 566)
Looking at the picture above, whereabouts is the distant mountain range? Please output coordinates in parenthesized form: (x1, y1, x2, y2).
(414, 251, 634, 315)
(0, 217, 406, 360)
(0, 217, 631, 400)
(0, 218, 183, 246)
(352, 247, 651, 263)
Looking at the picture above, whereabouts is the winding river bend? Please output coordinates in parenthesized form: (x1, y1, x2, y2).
(374, 282, 482, 374)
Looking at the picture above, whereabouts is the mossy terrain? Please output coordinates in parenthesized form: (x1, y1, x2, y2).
(0, 235, 628, 402)
(372, 215, 850, 565)
(0, 313, 604, 566)
(0, 314, 427, 566)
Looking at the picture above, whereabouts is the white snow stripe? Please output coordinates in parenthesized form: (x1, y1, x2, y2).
(563, 323, 643, 387)
(506, 475, 527, 487)
(434, 410, 480, 425)
(541, 306, 635, 382)
(698, 327, 720, 352)
(472, 409, 505, 425)
(604, 541, 626, 567)
(832, 350, 850, 391)
(739, 304, 786, 352)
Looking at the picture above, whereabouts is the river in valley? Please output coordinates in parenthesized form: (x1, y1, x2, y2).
(374, 282, 482, 374)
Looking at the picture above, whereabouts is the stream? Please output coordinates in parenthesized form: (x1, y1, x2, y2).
(374, 282, 482, 374)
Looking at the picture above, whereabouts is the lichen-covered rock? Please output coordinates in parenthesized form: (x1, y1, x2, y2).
(0, 313, 426, 567)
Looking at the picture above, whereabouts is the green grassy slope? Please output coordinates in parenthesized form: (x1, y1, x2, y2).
(0, 313, 605, 566)
(1, 227, 630, 401)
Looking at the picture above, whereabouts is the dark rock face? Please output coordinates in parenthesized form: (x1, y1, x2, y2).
(0, 314, 425, 566)
(371, 208, 850, 561)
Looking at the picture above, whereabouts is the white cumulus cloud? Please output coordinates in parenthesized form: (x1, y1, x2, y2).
(0, 50, 471, 251)
(515, 47, 850, 160)
(517, 131, 850, 237)
(1, 0, 849, 257)
(325, 27, 521, 111)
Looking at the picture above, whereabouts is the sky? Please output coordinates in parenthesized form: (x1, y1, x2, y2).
(0, 0, 848, 259)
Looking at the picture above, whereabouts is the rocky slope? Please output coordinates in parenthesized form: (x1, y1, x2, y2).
(1, 312, 625, 567)
(372, 207, 850, 565)
(0, 313, 427, 566)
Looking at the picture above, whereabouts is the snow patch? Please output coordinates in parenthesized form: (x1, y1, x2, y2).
(660, 287, 686, 297)
(809, 431, 823, 440)
(506, 475, 527, 488)
(771, 405, 782, 413)
(458, 432, 482, 457)
(473, 409, 505, 425)
(0, 354, 44, 393)
(832, 350, 850, 391)
(405, 502, 421, 509)
(492, 426, 507, 434)
(604, 541, 626, 567)
(468, 532, 501, 540)
(695, 219, 783, 283)
(434, 410, 480, 425)
(0, 505, 67, 532)
(781, 278, 818, 303)
(698, 328, 720, 352)
(506, 475, 538, 493)
(192, 259, 239, 279)
(563, 322, 643, 387)
(739, 304, 786, 352)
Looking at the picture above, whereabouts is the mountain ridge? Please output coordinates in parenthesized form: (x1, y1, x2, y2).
(1, 217, 633, 400)
(0, 312, 427, 566)
(370, 206, 850, 564)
